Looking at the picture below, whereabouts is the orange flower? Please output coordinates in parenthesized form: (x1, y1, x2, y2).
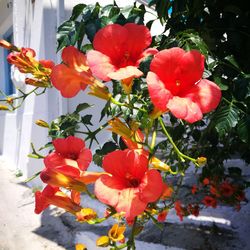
(108, 224, 126, 242)
(202, 178, 210, 185)
(202, 196, 217, 208)
(157, 210, 168, 222)
(191, 185, 198, 194)
(160, 183, 173, 199)
(76, 208, 97, 222)
(219, 181, 234, 197)
(174, 201, 185, 221)
(35, 185, 81, 214)
(51, 46, 96, 97)
(95, 149, 164, 221)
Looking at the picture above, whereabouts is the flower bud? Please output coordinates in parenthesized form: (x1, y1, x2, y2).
(88, 81, 111, 100)
(197, 157, 207, 166)
(76, 208, 97, 222)
(96, 236, 110, 247)
(75, 243, 87, 250)
(0, 39, 19, 51)
(35, 119, 49, 128)
(0, 105, 10, 111)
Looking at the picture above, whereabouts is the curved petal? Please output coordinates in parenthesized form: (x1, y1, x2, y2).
(77, 172, 109, 185)
(178, 50, 205, 93)
(44, 152, 67, 168)
(124, 23, 152, 60)
(102, 150, 127, 178)
(136, 48, 158, 66)
(51, 165, 80, 178)
(167, 96, 203, 123)
(87, 50, 116, 81)
(139, 169, 163, 203)
(123, 149, 148, 180)
(150, 48, 184, 94)
(147, 71, 173, 112)
(53, 136, 85, 157)
(35, 191, 49, 214)
(107, 66, 143, 80)
(116, 188, 147, 220)
(94, 175, 125, 207)
(184, 79, 221, 113)
(93, 24, 128, 64)
(62, 46, 89, 72)
(50, 64, 83, 98)
(77, 148, 92, 171)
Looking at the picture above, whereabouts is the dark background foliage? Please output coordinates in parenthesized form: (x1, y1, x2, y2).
(56, 0, 250, 186)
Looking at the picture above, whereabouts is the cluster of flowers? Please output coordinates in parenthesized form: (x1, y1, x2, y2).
(0, 22, 229, 249)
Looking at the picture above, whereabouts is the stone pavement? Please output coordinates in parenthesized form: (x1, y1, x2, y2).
(0, 157, 250, 250)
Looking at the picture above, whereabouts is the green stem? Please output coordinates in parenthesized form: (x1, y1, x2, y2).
(150, 120, 158, 151)
(158, 117, 197, 164)
(128, 216, 137, 250)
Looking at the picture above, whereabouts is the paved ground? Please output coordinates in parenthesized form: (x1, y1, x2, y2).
(0, 157, 250, 250)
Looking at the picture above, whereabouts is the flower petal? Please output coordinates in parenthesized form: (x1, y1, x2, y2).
(124, 23, 152, 60)
(167, 96, 203, 123)
(184, 79, 221, 113)
(116, 188, 147, 220)
(77, 148, 92, 171)
(107, 66, 143, 80)
(139, 169, 163, 202)
(53, 136, 85, 157)
(62, 46, 89, 72)
(77, 172, 108, 185)
(93, 24, 128, 64)
(50, 64, 84, 98)
(94, 175, 125, 207)
(102, 150, 127, 178)
(87, 50, 116, 81)
(150, 48, 184, 94)
(147, 71, 173, 112)
(123, 149, 148, 180)
(150, 48, 204, 95)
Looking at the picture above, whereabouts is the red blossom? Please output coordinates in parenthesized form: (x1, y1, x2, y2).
(157, 210, 168, 222)
(191, 185, 198, 194)
(35, 185, 81, 214)
(187, 204, 200, 217)
(94, 149, 164, 221)
(146, 48, 221, 123)
(219, 181, 234, 197)
(45, 136, 92, 171)
(174, 201, 185, 221)
(51, 46, 95, 97)
(87, 23, 157, 83)
(202, 196, 217, 208)
(203, 178, 210, 185)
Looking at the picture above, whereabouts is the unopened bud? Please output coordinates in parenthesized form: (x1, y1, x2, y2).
(0, 39, 19, 51)
(6, 97, 14, 104)
(88, 81, 111, 100)
(0, 105, 10, 111)
(197, 157, 207, 166)
(75, 243, 87, 250)
(96, 236, 110, 247)
(35, 119, 49, 128)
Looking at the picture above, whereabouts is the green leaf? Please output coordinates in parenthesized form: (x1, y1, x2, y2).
(75, 103, 93, 113)
(213, 104, 240, 136)
(237, 116, 250, 143)
(70, 4, 87, 21)
(56, 21, 77, 51)
(81, 114, 93, 126)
